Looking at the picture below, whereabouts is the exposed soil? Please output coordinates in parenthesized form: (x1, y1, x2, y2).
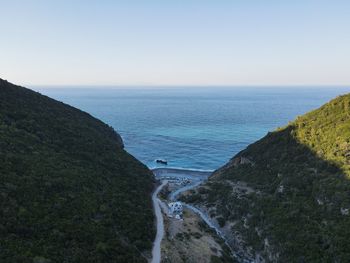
(161, 208, 234, 263)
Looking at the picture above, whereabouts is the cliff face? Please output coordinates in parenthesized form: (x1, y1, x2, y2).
(0, 79, 154, 263)
(184, 94, 350, 262)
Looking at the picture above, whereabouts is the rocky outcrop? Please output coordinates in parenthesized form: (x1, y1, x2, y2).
(231, 156, 254, 167)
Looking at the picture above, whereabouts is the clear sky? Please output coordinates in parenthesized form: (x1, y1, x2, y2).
(1, 0, 349, 86)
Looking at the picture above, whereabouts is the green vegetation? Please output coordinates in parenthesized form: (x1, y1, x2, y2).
(188, 94, 350, 262)
(0, 79, 155, 262)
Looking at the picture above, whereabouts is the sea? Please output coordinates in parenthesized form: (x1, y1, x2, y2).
(34, 86, 350, 171)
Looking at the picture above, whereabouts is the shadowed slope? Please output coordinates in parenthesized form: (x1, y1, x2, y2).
(0, 79, 155, 262)
(184, 94, 350, 262)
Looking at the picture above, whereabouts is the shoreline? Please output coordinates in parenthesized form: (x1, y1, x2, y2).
(152, 167, 213, 177)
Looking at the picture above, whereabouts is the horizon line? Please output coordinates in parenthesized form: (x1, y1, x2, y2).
(2, 77, 349, 89)
(29, 84, 349, 89)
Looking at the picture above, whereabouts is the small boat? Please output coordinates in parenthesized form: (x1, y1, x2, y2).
(156, 159, 168, 165)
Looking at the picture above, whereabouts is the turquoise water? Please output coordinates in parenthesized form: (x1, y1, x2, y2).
(35, 87, 349, 170)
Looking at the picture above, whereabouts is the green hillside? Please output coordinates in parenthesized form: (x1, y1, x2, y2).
(0, 79, 155, 263)
(184, 94, 350, 262)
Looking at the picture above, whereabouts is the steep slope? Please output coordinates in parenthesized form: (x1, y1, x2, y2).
(184, 94, 350, 262)
(0, 79, 155, 262)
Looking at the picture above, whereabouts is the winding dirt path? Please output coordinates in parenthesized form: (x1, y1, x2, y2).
(151, 180, 167, 263)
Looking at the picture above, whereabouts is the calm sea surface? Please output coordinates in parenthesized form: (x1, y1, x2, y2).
(34, 87, 349, 170)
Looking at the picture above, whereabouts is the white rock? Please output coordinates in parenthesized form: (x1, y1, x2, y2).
(277, 185, 284, 193)
(341, 208, 349, 215)
(316, 198, 324, 205)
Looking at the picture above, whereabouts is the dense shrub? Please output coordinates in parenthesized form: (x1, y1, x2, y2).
(0, 79, 155, 262)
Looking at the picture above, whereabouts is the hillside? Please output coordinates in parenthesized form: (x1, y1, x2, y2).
(0, 79, 155, 262)
(183, 94, 350, 262)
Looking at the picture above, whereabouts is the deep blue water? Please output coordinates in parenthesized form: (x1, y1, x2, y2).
(34, 86, 349, 170)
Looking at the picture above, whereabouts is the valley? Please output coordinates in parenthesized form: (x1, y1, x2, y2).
(151, 168, 236, 263)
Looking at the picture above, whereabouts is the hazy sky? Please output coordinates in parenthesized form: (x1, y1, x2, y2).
(1, 0, 349, 86)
